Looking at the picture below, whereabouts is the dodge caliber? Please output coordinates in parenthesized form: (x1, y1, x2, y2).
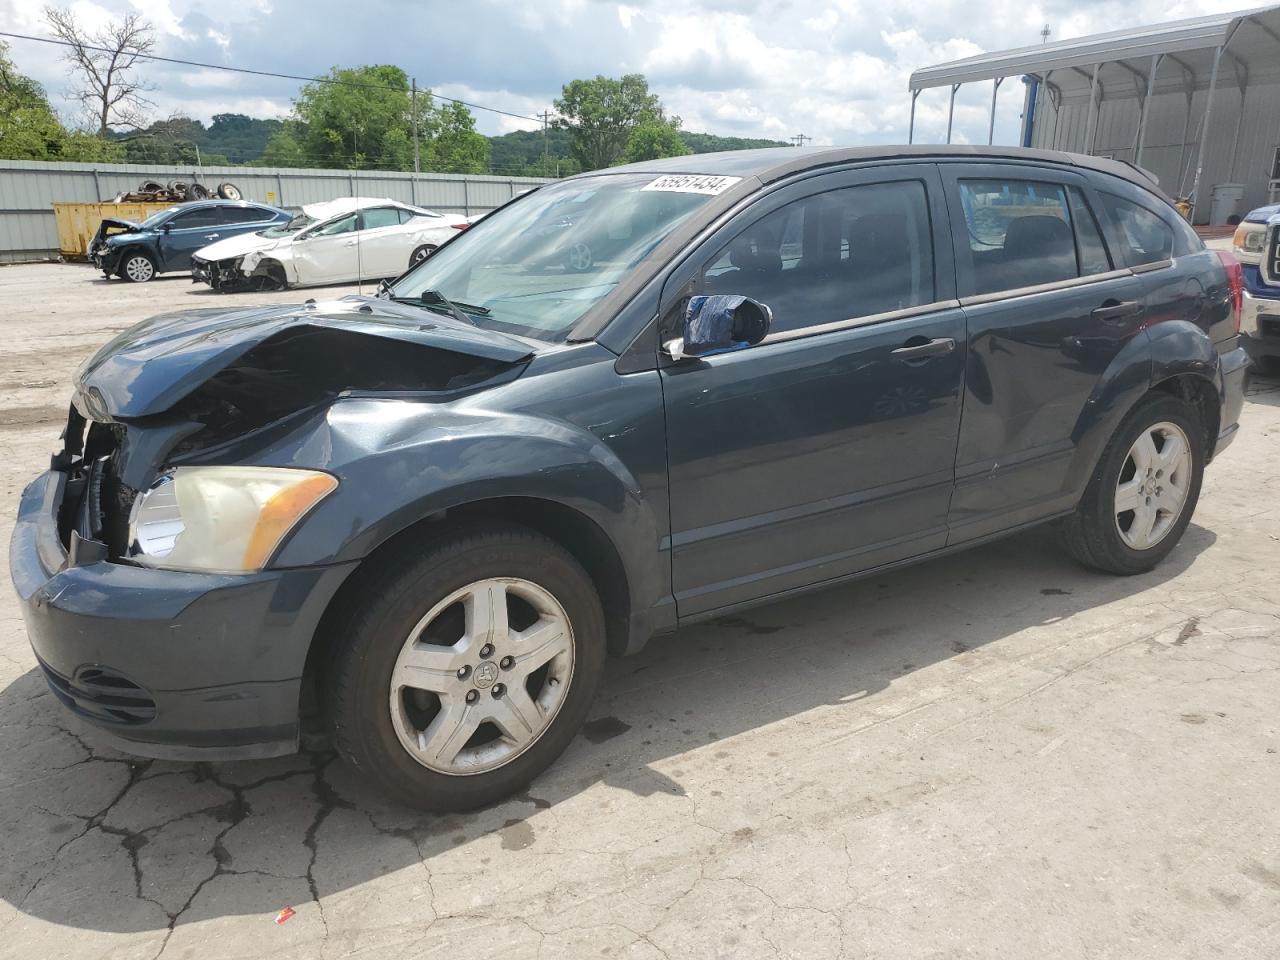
(10, 147, 1249, 810)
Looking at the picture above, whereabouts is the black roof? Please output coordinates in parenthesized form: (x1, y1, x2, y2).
(600, 145, 1166, 198)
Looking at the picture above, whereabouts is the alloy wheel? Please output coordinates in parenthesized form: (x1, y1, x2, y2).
(388, 577, 574, 775)
(124, 255, 154, 282)
(1114, 420, 1192, 550)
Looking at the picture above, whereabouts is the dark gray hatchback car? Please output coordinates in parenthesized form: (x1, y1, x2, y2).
(11, 147, 1248, 810)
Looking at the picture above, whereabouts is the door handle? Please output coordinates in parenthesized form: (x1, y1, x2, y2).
(891, 337, 956, 362)
(203, 233, 219, 240)
(344, 240, 358, 247)
(1091, 299, 1142, 323)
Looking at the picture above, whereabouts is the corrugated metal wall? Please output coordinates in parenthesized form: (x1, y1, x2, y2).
(1032, 76, 1280, 220)
(0, 160, 551, 262)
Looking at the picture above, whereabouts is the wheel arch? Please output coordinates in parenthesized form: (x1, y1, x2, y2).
(116, 244, 157, 272)
(301, 495, 637, 722)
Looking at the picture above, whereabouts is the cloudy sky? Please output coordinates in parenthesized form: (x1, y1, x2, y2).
(0, 0, 1257, 152)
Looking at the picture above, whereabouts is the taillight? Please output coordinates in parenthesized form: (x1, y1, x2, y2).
(1216, 249, 1243, 333)
(451, 223, 469, 231)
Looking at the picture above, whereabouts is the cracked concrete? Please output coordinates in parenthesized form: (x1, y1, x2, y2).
(0, 261, 1277, 958)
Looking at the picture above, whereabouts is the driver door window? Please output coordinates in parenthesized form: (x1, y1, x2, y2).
(700, 181, 935, 335)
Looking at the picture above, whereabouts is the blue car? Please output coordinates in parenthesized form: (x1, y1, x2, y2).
(1231, 201, 1280, 368)
(89, 199, 291, 282)
(14, 147, 1248, 810)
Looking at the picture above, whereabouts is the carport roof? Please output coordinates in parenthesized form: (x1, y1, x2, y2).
(909, 4, 1280, 98)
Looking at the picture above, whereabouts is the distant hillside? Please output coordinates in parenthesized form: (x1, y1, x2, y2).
(108, 116, 788, 174)
(111, 114, 283, 166)
(680, 132, 789, 153)
(486, 128, 789, 176)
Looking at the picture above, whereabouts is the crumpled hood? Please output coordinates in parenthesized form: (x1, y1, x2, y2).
(74, 297, 535, 420)
(194, 231, 282, 262)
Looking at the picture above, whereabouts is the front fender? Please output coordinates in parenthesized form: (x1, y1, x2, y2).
(266, 399, 668, 646)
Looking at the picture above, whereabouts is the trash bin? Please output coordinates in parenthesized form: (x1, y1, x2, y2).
(1209, 183, 1246, 226)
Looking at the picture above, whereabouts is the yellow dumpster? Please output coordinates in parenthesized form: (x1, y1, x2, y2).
(52, 201, 172, 259)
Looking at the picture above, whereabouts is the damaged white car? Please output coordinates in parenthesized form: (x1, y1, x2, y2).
(190, 197, 470, 291)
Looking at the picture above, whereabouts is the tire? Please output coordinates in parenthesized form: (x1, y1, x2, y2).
(169, 180, 189, 200)
(326, 524, 607, 811)
(138, 180, 164, 194)
(409, 244, 437, 267)
(217, 182, 242, 201)
(1061, 393, 1205, 575)
(117, 250, 157, 283)
(188, 183, 210, 200)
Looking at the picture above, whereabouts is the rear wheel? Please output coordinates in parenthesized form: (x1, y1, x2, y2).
(409, 244, 437, 267)
(1061, 394, 1205, 575)
(326, 524, 606, 811)
(118, 251, 157, 283)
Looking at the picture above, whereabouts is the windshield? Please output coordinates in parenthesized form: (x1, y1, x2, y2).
(140, 206, 182, 229)
(260, 213, 314, 238)
(389, 173, 722, 341)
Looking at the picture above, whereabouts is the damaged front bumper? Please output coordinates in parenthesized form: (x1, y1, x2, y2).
(8, 424, 357, 761)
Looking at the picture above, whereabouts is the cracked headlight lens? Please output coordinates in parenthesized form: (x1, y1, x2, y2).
(128, 466, 338, 572)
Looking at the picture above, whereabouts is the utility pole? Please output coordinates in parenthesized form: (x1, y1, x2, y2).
(791, 134, 812, 147)
(1041, 24, 1051, 43)
(411, 78, 421, 174)
(538, 110, 554, 174)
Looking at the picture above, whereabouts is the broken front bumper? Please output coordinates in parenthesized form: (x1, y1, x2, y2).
(9, 467, 358, 761)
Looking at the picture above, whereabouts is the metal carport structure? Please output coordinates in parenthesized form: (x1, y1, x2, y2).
(907, 5, 1280, 221)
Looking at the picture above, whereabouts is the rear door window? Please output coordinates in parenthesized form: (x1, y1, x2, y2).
(1099, 194, 1175, 266)
(958, 179, 1091, 295)
(361, 207, 402, 230)
(700, 180, 935, 334)
(168, 208, 221, 230)
(218, 206, 274, 224)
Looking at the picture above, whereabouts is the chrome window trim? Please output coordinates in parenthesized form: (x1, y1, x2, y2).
(958, 268, 1134, 308)
(752, 300, 963, 348)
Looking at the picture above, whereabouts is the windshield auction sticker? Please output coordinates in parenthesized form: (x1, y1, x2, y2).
(642, 175, 742, 195)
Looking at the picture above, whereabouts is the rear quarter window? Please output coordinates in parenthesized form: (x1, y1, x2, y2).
(1098, 192, 1178, 265)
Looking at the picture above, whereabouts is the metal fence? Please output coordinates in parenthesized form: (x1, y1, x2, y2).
(0, 160, 551, 262)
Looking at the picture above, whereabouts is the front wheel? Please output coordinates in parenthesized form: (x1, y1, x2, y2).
(326, 525, 606, 811)
(118, 251, 157, 283)
(1061, 394, 1205, 575)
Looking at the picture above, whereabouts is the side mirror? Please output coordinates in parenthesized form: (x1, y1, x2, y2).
(161, 222, 173, 233)
(664, 295, 772, 360)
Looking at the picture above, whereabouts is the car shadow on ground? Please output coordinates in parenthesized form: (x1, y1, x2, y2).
(0, 522, 1216, 935)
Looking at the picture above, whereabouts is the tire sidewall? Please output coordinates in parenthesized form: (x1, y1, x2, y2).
(332, 531, 606, 810)
(1088, 395, 1205, 572)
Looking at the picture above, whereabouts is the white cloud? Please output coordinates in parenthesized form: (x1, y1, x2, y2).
(0, 0, 1259, 146)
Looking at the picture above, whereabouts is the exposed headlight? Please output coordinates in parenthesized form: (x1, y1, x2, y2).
(128, 466, 338, 572)
(1233, 223, 1266, 257)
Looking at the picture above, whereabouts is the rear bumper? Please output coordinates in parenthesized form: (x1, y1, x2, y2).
(1213, 344, 1249, 459)
(9, 469, 358, 760)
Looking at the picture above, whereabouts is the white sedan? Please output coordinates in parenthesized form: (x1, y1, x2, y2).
(190, 197, 469, 291)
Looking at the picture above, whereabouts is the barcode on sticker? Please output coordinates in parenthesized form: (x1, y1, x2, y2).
(642, 175, 742, 195)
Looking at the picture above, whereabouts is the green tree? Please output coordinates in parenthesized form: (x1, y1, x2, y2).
(257, 65, 488, 174)
(555, 74, 688, 171)
(423, 100, 489, 174)
(0, 42, 122, 161)
(626, 115, 691, 163)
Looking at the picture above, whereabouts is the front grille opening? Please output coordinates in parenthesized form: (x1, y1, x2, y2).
(56, 413, 135, 558)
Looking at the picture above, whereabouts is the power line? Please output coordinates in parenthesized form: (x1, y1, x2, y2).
(0, 29, 549, 125)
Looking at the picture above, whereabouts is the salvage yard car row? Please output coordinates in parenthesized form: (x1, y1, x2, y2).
(89, 196, 474, 290)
